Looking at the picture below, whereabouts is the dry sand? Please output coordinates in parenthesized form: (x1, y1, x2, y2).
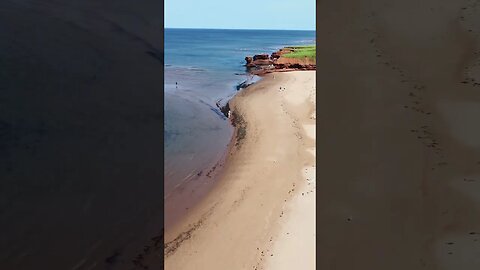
(164, 71, 316, 269)
(317, 0, 480, 269)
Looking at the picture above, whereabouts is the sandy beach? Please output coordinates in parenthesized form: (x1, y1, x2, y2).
(317, 0, 480, 269)
(164, 71, 316, 269)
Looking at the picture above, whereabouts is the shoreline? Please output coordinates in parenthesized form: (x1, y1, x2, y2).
(164, 45, 316, 234)
(164, 144, 231, 230)
(164, 75, 259, 230)
(164, 70, 315, 269)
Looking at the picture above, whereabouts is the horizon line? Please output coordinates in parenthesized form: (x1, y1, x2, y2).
(164, 27, 316, 31)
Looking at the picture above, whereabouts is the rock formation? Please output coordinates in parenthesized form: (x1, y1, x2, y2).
(245, 47, 316, 75)
(253, 54, 269, 60)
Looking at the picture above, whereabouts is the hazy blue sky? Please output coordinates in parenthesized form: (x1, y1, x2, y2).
(165, 0, 315, 30)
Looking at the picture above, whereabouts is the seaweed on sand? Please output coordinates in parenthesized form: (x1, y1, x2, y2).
(230, 110, 246, 147)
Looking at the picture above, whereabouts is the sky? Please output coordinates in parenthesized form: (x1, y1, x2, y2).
(165, 0, 315, 30)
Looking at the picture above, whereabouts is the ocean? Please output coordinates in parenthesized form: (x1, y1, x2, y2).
(164, 28, 315, 204)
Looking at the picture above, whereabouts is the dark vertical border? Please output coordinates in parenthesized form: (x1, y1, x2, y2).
(0, 0, 165, 269)
(160, 0, 165, 269)
(315, 1, 320, 269)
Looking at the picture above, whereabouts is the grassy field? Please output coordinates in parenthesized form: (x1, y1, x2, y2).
(282, 45, 316, 59)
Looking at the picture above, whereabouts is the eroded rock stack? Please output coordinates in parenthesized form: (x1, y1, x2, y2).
(246, 54, 273, 68)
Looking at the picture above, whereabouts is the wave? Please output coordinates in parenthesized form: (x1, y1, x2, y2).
(295, 39, 316, 44)
(165, 65, 206, 72)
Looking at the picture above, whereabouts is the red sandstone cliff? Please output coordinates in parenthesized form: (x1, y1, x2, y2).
(245, 48, 316, 75)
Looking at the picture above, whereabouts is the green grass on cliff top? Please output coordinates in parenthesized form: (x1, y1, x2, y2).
(282, 45, 316, 59)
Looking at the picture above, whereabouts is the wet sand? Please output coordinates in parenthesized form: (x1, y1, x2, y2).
(164, 71, 316, 269)
(317, 0, 480, 269)
(164, 147, 230, 230)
